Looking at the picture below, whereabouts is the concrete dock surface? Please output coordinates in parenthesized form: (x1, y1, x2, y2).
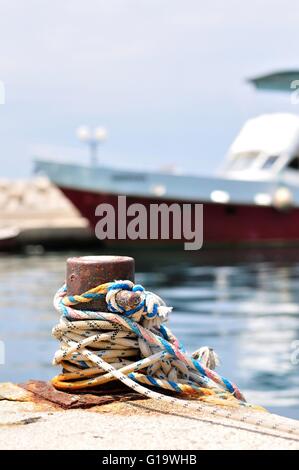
(0, 383, 298, 450)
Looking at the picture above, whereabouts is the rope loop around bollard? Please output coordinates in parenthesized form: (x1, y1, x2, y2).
(51, 280, 299, 439)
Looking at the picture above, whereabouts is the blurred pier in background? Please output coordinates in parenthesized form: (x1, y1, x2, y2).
(0, 177, 96, 251)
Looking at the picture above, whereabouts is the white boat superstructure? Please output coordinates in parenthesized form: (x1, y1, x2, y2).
(220, 113, 299, 184)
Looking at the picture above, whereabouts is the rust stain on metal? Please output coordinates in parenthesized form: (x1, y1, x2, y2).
(66, 255, 135, 311)
(20, 380, 144, 410)
(116, 290, 141, 310)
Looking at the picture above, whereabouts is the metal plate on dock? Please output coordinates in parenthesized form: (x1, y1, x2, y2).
(20, 380, 144, 409)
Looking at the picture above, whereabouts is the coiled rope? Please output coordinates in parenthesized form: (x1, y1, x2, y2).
(52, 280, 299, 438)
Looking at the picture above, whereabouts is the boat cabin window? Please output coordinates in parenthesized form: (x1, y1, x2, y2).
(287, 156, 299, 171)
(229, 153, 257, 171)
(262, 155, 279, 170)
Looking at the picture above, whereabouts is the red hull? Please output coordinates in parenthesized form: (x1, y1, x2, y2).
(59, 187, 299, 245)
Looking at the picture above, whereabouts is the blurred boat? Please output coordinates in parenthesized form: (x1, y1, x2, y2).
(35, 112, 299, 246)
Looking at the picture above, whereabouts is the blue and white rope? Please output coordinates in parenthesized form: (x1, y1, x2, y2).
(51, 280, 299, 438)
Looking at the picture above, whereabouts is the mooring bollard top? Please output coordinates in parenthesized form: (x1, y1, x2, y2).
(66, 255, 135, 311)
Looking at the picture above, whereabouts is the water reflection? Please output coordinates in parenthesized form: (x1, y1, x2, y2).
(0, 247, 298, 418)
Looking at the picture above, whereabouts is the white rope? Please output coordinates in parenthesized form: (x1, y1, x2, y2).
(51, 281, 299, 439)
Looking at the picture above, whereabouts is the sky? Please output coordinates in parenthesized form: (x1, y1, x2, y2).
(1, 0, 299, 178)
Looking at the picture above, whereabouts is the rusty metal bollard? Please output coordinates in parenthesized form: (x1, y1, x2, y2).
(66, 255, 137, 311)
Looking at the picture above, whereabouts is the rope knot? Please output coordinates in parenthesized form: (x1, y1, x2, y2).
(106, 280, 171, 322)
(192, 347, 220, 370)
